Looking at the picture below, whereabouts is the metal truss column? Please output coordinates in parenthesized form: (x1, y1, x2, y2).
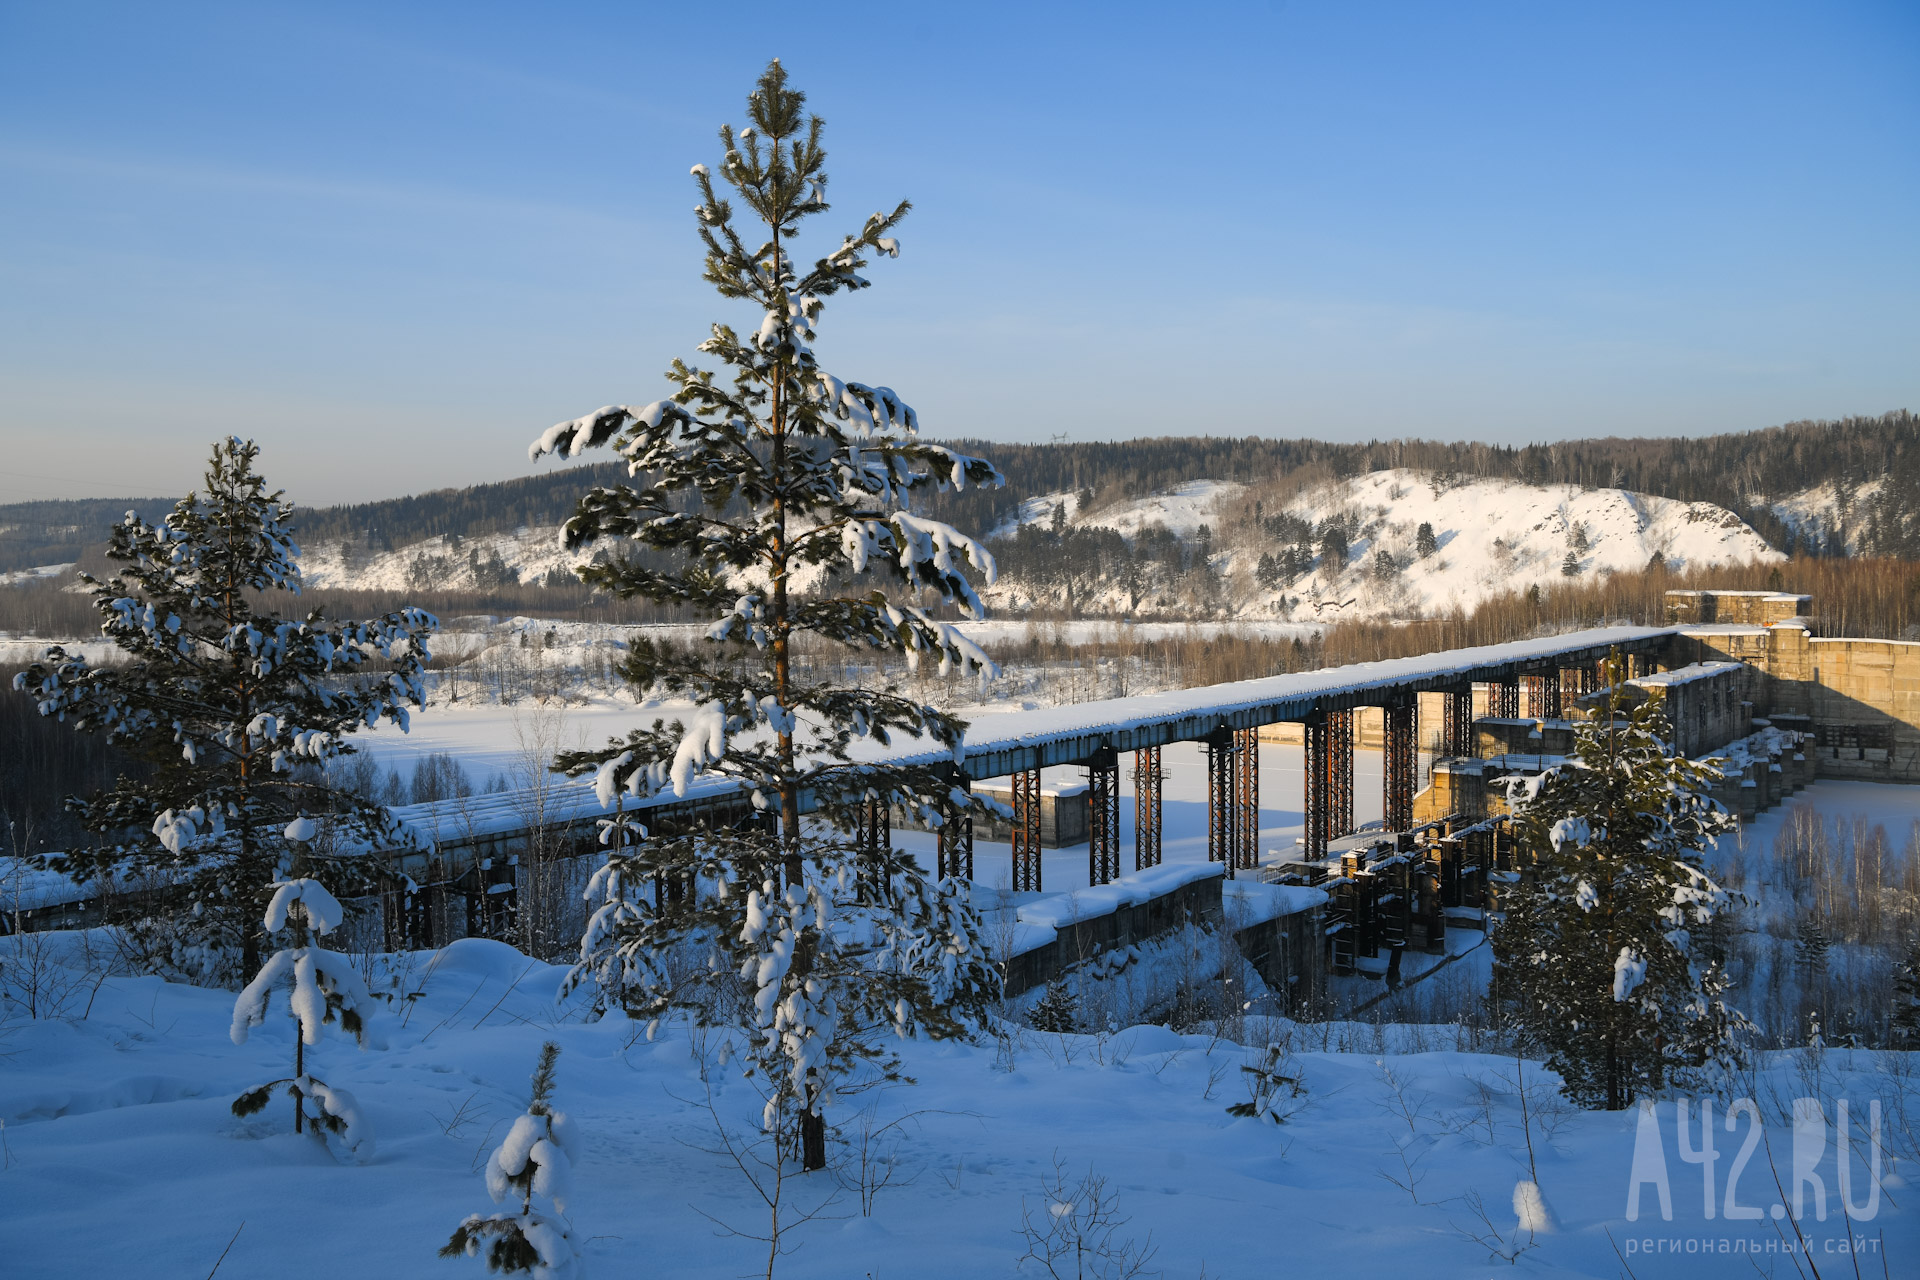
(1525, 669, 1562, 719)
(937, 773, 974, 883)
(1086, 748, 1121, 886)
(856, 793, 891, 902)
(1383, 699, 1416, 844)
(1133, 746, 1163, 870)
(1010, 767, 1043, 892)
(1303, 714, 1329, 862)
(1205, 728, 1246, 877)
(1234, 727, 1260, 872)
(1443, 687, 1475, 757)
(1494, 674, 1521, 719)
(1329, 709, 1354, 839)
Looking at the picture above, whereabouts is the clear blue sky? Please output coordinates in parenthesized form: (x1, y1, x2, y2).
(2, 0, 1915, 505)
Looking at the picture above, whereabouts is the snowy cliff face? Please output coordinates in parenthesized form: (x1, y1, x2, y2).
(977, 468, 1780, 622)
(1256, 469, 1783, 620)
(296, 527, 588, 592)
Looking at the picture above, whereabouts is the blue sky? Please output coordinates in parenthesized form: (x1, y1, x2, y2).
(2, 1, 1915, 505)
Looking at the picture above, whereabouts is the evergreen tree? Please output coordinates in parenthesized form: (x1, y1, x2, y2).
(442, 1042, 581, 1279)
(1561, 549, 1582, 577)
(1372, 550, 1397, 582)
(1317, 523, 1348, 567)
(1415, 522, 1437, 559)
(1493, 653, 1747, 1109)
(1028, 980, 1078, 1033)
(530, 61, 1002, 1172)
(229, 873, 378, 1160)
(1891, 937, 1920, 1048)
(12, 439, 437, 975)
(1792, 915, 1831, 980)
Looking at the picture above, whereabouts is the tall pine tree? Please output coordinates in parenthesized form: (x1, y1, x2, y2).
(12, 438, 437, 974)
(1493, 653, 1747, 1109)
(531, 61, 1002, 1171)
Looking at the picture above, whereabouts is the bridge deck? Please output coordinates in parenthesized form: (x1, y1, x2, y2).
(386, 623, 1672, 850)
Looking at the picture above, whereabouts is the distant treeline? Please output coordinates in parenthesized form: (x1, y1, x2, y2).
(3, 410, 1915, 579)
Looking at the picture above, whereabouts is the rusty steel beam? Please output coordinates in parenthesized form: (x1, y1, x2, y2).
(1494, 674, 1521, 719)
(1234, 727, 1260, 871)
(1011, 767, 1043, 892)
(1087, 748, 1121, 886)
(1383, 699, 1416, 840)
(1133, 746, 1163, 870)
(1525, 669, 1562, 719)
(1443, 687, 1475, 757)
(1329, 708, 1354, 839)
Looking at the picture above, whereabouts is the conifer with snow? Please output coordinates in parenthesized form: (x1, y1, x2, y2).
(1891, 937, 1920, 1048)
(12, 438, 437, 976)
(531, 61, 1003, 1171)
(442, 1042, 582, 1280)
(230, 872, 379, 1159)
(1493, 654, 1747, 1109)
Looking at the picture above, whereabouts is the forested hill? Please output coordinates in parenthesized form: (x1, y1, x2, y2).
(926, 410, 1920, 557)
(2, 410, 1914, 576)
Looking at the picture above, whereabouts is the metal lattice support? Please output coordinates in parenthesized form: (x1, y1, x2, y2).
(1524, 669, 1562, 719)
(1234, 727, 1260, 870)
(1494, 675, 1521, 719)
(1329, 709, 1354, 839)
(1303, 714, 1329, 862)
(1443, 687, 1475, 757)
(1206, 730, 1233, 872)
(1010, 767, 1043, 892)
(1575, 662, 1601, 699)
(937, 774, 973, 882)
(1086, 748, 1121, 886)
(1133, 746, 1162, 870)
(856, 794, 891, 903)
(1383, 700, 1416, 839)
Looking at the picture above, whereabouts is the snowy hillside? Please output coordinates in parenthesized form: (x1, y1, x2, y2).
(296, 526, 584, 592)
(1254, 469, 1783, 620)
(1765, 478, 1885, 556)
(989, 479, 1242, 541)
(27, 469, 1773, 622)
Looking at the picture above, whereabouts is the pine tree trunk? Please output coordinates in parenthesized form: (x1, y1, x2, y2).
(294, 1031, 305, 1134)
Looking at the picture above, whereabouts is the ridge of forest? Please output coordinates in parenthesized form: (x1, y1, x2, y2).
(2, 410, 1913, 584)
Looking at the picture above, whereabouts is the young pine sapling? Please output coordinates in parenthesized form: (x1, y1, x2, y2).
(230, 866, 379, 1161)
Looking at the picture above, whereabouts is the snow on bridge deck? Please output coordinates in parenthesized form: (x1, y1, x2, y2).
(386, 623, 1674, 850)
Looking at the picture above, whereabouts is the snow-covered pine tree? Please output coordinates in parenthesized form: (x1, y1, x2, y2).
(230, 873, 379, 1159)
(530, 61, 1004, 1172)
(1492, 653, 1747, 1109)
(1028, 979, 1078, 1033)
(1890, 937, 1920, 1047)
(442, 1041, 581, 1280)
(11, 438, 436, 976)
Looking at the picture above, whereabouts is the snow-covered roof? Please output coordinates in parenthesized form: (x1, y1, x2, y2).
(1629, 660, 1745, 689)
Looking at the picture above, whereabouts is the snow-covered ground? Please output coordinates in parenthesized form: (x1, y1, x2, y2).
(4, 930, 1912, 1277)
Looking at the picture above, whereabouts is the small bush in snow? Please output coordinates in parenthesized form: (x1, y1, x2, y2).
(1029, 980, 1078, 1034)
(230, 876, 379, 1160)
(442, 1041, 582, 1280)
(1226, 1042, 1306, 1124)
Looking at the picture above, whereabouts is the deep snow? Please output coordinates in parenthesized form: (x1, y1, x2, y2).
(3, 932, 1913, 1278)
